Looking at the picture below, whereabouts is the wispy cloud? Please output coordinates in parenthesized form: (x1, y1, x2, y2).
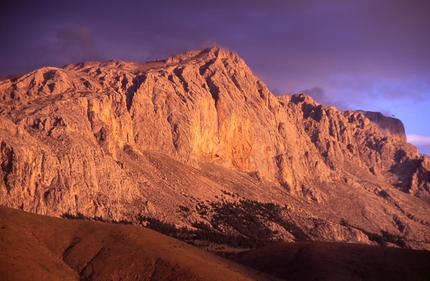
(302, 86, 348, 110)
(51, 26, 106, 64)
(407, 134, 430, 146)
(56, 26, 98, 59)
(407, 135, 430, 156)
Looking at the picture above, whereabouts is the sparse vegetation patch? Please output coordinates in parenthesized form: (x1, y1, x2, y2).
(210, 199, 310, 243)
(61, 199, 310, 254)
(339, 218, 406, 248)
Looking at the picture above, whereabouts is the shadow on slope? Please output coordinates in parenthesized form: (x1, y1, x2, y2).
(231, 242, 430, 281)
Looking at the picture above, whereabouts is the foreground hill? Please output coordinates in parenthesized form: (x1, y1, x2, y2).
(1, 206, 429, 280)
(0, 205, 278, 281)
(0, 47, 429, 249)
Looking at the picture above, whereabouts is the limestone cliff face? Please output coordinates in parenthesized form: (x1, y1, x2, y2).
(1, 47, 429, 249)
(362, 111, 406, 142)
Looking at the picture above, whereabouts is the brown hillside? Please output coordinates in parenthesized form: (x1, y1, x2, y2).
(0, 205, 279, 281)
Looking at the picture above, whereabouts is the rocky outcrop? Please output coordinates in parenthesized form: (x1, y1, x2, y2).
(1, 47, 429, 249)
(362, 111, 406, 142)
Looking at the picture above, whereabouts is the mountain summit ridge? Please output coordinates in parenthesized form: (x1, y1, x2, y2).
(1, 47, 429, 249)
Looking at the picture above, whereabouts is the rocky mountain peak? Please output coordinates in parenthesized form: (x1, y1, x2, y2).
(290, 92, 317, 105)
(362, 111, 406, 142)
(1, 47, 429, 250)
(165, 46, 238, 65)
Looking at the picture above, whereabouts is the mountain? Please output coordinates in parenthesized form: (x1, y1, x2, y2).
(0, 47, 429, 251)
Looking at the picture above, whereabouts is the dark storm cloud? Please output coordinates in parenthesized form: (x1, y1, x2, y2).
(302, 86, 348, 110)
(26, 25, 107, 69)
(2, 1, 429, 76)
(0, 0, 429, 115)
(1, 0, 429, 146)
(55, 26, 104, 62)
(232, 0, 430, 105)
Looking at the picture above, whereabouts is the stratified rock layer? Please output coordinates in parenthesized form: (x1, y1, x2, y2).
(1, 47, 429, 249)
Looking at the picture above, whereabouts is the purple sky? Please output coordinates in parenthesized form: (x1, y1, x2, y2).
(1, 0, 429, 155)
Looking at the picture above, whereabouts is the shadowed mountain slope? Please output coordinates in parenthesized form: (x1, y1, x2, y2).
(232, 241, 430, 281)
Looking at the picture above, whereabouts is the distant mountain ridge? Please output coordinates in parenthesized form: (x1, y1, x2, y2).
(0, 47, 429, 250)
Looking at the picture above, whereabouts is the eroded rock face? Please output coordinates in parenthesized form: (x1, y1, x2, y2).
(1, 47, 429, 249)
